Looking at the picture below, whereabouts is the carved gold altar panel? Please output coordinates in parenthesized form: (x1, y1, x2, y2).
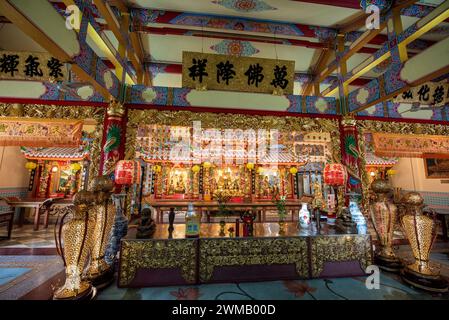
(199, 237, 309, 283)
(118, 223, 373, 287)
(309, 235, 372, 278)
(372, 132, 449, 158)
(118, 239, 198, 286)
(0, 117, 83, 147)
(182, 51, 295, 95)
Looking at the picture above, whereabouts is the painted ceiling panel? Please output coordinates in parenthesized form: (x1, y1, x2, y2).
(128, 0, 358, 26)
(0, 24, 45, 52)
(144, 34, 316, 72)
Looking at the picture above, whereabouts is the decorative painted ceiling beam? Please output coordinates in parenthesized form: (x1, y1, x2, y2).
(60, 0, 136, 86)
(105, 0, 152, 85)
(0, 0, 117, 100)
(91, 0, 142, 85)
(292, 0, 437, 19)
(130, 9, 340, 43)
(322, 0, 449, 97)
(125, 85, 339, 116)
(349, 33, 449, 114)
(136, 25, 333, 51)
(316, 23, 388, 85)
(302, 48, 334, 95)
(338, 0, 419, 33)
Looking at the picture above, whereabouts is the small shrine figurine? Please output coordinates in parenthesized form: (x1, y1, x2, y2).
(311, 180, 325, 229)
(240, 210, 256, 237)
(335, 206, 357, 234)
(136, 207, 156, 239)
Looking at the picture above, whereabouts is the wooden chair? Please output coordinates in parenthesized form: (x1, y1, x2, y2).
(0, 199, 14, 240)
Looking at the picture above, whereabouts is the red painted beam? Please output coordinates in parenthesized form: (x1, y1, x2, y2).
(291, 0, 361, 9)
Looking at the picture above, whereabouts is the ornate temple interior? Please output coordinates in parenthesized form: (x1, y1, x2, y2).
(0, 0, 448, 303)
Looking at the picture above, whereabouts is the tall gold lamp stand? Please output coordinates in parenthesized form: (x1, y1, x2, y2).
(369, 179, 402, 272)
(399, 192, 448, 293)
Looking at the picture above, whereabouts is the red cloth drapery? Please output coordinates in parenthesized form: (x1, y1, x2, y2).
(0, 117, 83, 147)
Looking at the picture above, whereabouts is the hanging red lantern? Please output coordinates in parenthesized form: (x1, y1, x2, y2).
(323, 163, 347, 186)
(114, 160, 141, 185)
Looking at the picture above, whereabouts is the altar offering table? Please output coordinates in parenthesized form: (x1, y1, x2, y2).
(5, 197, 68, 231)
(150, 201, 303, 223)
(118, 222, 373, 287)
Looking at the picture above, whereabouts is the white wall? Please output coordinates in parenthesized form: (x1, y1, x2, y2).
(390, 157, 449, 193)
(0, 146, 29, 188)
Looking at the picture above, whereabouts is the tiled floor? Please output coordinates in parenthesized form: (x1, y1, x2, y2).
(0, 220, 447, 300)
(0, 225, 56, 249)
(97, 248, 449, 300)
(0, 255, 63, 300)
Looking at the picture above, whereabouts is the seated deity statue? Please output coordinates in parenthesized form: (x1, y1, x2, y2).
(136, 207, 156, 239)
(217, 176, 225, 190)
(311, 181, 325, 210)
(260, 176, 270, 196)
(174, 176, 186, 193)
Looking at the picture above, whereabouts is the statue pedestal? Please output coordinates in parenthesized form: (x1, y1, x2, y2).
(401, 265, 448, 293)
(53, 286, 97, 301)
(374, 254, 402, 273)
(89, 268, 115, 290)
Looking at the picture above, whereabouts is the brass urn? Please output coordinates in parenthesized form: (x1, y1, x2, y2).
(85, 176, 116, 288)
(369, 179, 402, 272)
(53, 191, 97, 300)
(399, 192, 448, 292)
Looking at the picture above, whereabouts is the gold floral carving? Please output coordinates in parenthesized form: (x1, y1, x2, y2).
(118, 239, 198, 286)
(309, 235, 372, 278)
(0, 103, 105, 188)
(199, 237, 309, 282)
(125, 109, 341, 163)
(357, 120, 449, 211)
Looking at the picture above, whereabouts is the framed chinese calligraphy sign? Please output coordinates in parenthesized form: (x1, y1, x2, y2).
(394, 82, 449, 107)
(182, 51, 295, 95)
(0, 51, 67, 81)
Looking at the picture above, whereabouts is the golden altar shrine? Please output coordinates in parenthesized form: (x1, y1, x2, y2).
(118, 222, 372, 287)
(131, 119, 335, 213)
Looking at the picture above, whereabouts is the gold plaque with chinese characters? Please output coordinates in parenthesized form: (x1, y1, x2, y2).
(0, 51, 67, 81)
(182, 51, 295, 95)
(394, 81, 449, 107)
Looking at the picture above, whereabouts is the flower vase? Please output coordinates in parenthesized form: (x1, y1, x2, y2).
(349, 201, 367, 234)
(298, 203, 311, 229)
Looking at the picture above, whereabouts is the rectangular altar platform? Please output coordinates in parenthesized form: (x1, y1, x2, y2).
(118, 222, 373, 288)
(150, 200, 306, 223)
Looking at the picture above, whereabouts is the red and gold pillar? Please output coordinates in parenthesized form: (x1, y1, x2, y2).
(100, 100, 127, 177)
(339, 115, 363, 201)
